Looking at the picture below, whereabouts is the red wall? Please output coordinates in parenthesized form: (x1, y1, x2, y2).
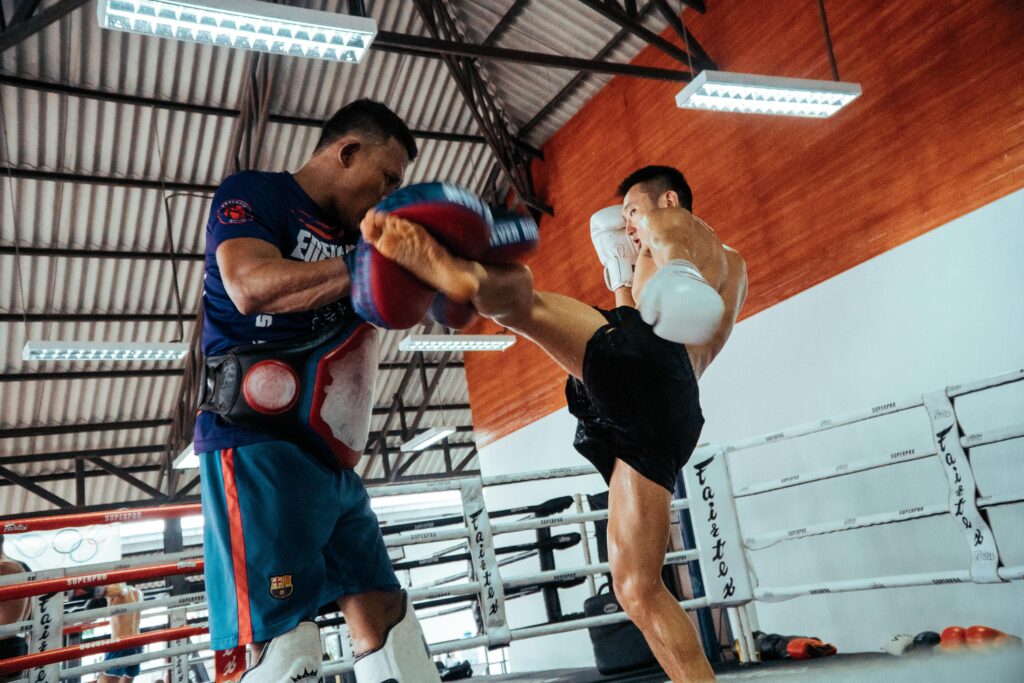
(466, 0, 1024, 447)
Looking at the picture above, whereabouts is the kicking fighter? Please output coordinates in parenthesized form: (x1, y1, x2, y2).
(197, 99, 440, 682)
(361, 165, 746, 682)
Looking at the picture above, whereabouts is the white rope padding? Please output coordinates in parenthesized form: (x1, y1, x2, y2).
(733, 445, 935, 498)
(961, 422, 1024, 449)
(754, 565, 1024, 603)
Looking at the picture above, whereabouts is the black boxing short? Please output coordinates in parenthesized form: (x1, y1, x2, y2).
(565, 306, 704, 492)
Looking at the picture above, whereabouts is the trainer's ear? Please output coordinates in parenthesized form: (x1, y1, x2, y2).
(337, 140, 362, 168)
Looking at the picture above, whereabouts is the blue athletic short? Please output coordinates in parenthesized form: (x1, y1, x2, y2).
(199, 440, 399, 650)
(103, 646, 143, 676)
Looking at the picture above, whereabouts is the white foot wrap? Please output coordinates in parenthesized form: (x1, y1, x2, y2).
(354, 591, 440, 683)
(240, 621, 323, 682)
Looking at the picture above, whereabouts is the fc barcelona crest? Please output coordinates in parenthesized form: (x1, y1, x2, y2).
(269, 575, 293, 600)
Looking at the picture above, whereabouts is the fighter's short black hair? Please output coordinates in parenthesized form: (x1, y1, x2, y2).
(315, 98, 418, 160)
(617, 165, 692, 211)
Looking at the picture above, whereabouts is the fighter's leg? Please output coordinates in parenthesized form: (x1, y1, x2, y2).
(607, 459, 715, 682)
(472, 264, 607, 380)
(360, 213, 606, 380)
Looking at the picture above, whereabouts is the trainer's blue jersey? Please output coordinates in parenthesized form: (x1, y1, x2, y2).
(195, 171, 358, 452)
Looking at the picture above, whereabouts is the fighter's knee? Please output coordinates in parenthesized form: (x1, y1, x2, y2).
(611, 567, 661, 623)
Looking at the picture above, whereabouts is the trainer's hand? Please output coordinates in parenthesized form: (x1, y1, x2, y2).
(590, 206, 637, 291)
(638, 260, 724, 345)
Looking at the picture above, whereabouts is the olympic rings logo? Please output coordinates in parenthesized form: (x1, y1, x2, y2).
(13, 525, 113, 565)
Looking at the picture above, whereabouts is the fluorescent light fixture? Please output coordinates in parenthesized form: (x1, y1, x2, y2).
(97, 0, 377, 63)
(400, 426, 457, 452)
(173, 443, 199, 470)
(398, 334, 516, 352)
(676, 70, 861, 118)
(23, 340, 189, 362)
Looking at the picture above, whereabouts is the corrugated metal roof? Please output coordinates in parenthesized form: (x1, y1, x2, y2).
(1, 0, 681, 514)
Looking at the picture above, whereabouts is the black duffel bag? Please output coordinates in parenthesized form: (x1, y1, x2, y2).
(584, 583, 658, 675)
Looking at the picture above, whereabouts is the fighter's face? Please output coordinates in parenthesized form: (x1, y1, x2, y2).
(621, 184, 658, 249)
(332, 136, 409, 233)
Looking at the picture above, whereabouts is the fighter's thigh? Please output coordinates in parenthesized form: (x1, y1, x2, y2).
(607, 459, 672, 579)
(508, 290, 608, 380)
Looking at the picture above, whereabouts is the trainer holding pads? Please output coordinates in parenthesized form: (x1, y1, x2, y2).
(197, 99, 441, 683)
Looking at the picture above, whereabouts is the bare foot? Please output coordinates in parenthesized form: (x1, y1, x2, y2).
(360, 209, 485, 302)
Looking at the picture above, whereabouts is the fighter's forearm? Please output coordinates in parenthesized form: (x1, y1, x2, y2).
(614, 287, 636, 308)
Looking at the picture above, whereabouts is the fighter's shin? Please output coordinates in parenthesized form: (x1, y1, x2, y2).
(353, 591, 440, 683)
(239, 621, 323, 682)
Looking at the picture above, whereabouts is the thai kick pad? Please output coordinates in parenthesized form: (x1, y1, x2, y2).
(351, 182, 540, 329)
(351, 182, 493, 329)
(200, 320, 379, 469)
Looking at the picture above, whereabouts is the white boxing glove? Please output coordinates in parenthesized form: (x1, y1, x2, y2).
(638, 259, 725, 345)
(590, 206, 638, 291)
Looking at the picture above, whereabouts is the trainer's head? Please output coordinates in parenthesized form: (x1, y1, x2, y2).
(617, 165, 692, 235)
(309, 99, 417, 232)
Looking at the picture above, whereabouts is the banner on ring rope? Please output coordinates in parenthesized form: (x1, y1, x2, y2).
(29, 591, 62, 683)
(215, 646, 247, 682)
(923, 391, 1001, 583)
(460, 479, 511, 646)
(682, 449, 753, 605)
(3, 524, 122, 570)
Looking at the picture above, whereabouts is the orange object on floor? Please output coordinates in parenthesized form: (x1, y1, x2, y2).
(786, 637, 838, 660)
(940, 626, 966, 649)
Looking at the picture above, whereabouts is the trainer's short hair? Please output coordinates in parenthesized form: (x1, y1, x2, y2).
(617, 165, 692, 211)
(315, 99, 418, 160)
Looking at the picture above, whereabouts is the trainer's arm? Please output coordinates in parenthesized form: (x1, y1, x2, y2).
(217, 238, 351, 315)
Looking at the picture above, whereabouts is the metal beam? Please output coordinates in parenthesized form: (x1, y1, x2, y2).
(10, 0, 43, 25)
(0, 368, 184, 383)
(0, 418, 172, 440)
(0, 74, 488, 146)
(86, 457, 165, 499)
(411, 0, 551, 216)
(0, 244, 204, 262)
(1, 444, 166, 467)
(0, 0, 88, 52)
(0, 312, 192, 323)
(575, 0, 701, 69)
(482, 0, 531, 47)
(362, 468, 480, 486)
(651, 0, 715, 69)
(371, 402, 469, 416)
(373, 29, 690, 82)
(520, 1, 660, 137)
(0, 365, 460, 382)
(0, 166, 218, 194)
(0, 463, 73, 508)
(453, 448, 479, 472)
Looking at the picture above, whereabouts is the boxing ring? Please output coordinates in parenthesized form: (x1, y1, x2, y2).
(0, 368, 1021, 681)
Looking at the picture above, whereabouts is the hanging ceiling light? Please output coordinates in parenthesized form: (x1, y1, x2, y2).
(96, 0, 377, 63)
(676, 71, 861, 118)
(399, 334, 517, 352)
(22, 340, 189, 362)
(675, 0, 860, 118)
(400, 426, 458, 453)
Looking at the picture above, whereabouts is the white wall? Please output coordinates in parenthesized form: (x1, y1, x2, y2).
(477, 188, 1024, 664)
(477, 409, 607, 671)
